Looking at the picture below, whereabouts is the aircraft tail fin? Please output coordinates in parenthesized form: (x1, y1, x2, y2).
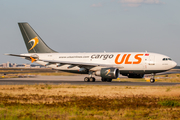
(18, 22, 57, 53)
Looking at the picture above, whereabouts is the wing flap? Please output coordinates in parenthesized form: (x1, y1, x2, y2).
(40, 59, 123, 69)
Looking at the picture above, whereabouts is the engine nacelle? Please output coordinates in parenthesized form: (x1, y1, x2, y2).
(128, 74, 144, 78)
(95, 68, 119, 79)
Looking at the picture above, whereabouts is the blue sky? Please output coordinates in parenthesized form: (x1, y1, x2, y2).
(0, 0, 180, 64)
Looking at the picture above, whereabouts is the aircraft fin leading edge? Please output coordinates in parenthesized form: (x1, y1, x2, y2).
(18, 23, 57, 53)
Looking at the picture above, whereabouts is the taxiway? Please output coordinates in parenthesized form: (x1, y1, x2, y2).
(0, 75, 180, 86)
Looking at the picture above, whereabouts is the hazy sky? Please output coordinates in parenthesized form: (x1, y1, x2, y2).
(0, 0, 180, 64)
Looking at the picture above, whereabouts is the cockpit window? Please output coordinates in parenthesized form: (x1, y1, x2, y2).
(162, 58, 172, 61)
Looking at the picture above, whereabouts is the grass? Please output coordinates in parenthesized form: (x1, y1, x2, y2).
(0, 68, 78, 79)
(158, 100, 180, 107)
(0, 85, 180, 119)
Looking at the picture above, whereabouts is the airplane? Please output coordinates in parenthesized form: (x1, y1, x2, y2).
(6, 23, 177, 83)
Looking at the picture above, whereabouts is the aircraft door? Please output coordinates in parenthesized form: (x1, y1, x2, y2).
(144, 55, 155, 70)
(149, 55, 155, 65)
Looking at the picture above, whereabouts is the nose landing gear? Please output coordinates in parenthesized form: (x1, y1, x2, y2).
(150, 73, 155, 83)
(150, 78, 155, 83)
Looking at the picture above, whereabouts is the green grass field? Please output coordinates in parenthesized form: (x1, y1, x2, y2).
(0, 68, 180, 119)
(0, 84, 180, 120)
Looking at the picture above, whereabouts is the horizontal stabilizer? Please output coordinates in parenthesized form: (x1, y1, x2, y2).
(5, 54, 31, 58)
(5, 53, 38, 63)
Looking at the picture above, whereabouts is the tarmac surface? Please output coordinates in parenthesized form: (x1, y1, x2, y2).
(0, 75, 180, 86)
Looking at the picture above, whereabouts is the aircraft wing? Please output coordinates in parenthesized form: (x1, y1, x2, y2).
(40, 59, 124, 69)
(5, 54, 123, 69)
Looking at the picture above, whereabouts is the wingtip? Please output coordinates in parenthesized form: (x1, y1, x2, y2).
(4, 53, 10, 56)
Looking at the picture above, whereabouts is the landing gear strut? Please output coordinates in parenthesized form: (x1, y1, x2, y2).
(84, 71, 96, 82)
(150, 73, 155, 83)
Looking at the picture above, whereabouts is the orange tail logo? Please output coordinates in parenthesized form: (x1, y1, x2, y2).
(28, 37, 39, 51)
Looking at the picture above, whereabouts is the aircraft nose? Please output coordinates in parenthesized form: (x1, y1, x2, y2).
(172, 61, 177, 68)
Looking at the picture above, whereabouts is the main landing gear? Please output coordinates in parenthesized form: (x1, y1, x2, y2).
(84, 71, 113, 82)
(150, 73, 155, 83)
(84, 77, 95, 82)
(84, 71, 96, 82)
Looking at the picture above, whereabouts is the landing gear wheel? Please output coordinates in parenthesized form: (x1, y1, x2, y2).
(89, 77, 95, 82)
(150, 78, 155, 83)
(84, 77, 90, 82)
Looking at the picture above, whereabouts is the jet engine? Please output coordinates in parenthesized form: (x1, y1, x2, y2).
(95, 68, 119, 79)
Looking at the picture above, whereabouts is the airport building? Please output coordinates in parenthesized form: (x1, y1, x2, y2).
(0, 62, 45, 68)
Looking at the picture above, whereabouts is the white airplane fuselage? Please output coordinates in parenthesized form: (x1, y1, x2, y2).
(21, 52, 177, 75)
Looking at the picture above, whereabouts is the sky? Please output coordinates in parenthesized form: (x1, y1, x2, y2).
(0, 0, 180, 65)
